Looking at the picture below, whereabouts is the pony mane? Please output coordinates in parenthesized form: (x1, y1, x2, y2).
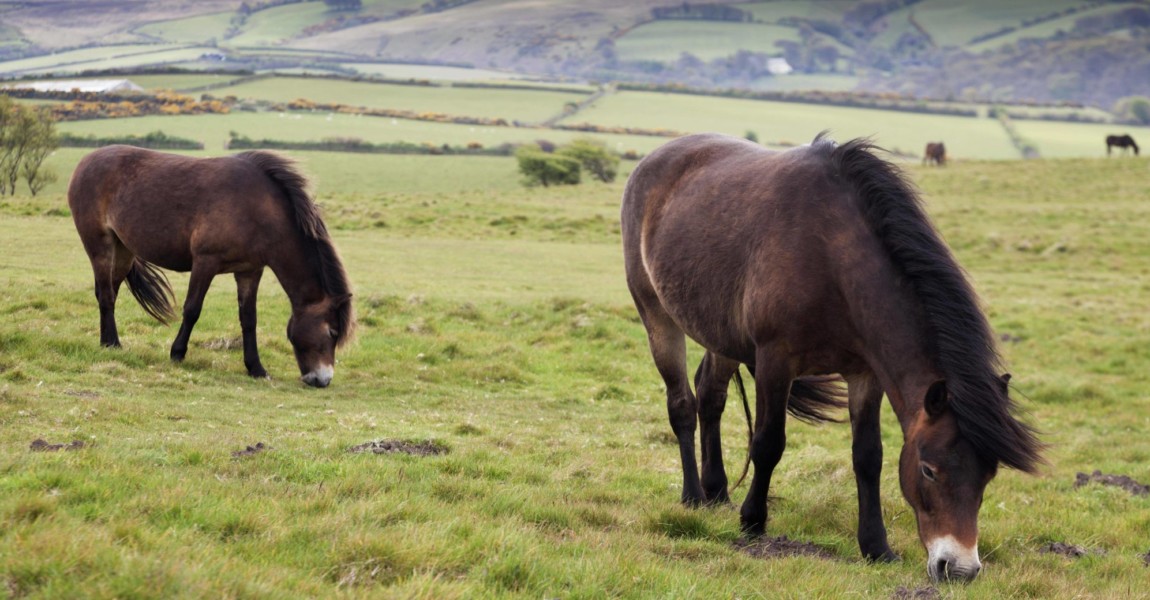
(233, 150, 356, 346)
(816, 135, 1041, 472)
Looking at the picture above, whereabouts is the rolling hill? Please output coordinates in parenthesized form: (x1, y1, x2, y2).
(1, 0, 1149, 109)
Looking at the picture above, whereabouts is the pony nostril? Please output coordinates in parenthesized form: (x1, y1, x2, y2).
(936, 558, 952, 579)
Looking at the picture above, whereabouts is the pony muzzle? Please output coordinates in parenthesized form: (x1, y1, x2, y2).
(301, 364, 334, 388)
(926, 535, 981, 582)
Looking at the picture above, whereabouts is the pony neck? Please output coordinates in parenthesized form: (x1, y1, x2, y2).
(268, 236, 329, 309)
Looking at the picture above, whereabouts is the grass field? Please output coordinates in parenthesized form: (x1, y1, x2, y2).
(614, 21, 801, 62)
(132, 11, 234, 45)
(0, 44, 173, 75)
(569, 90, 1021, 158)
(1011, 120, 1150, 159)
(227, 3, 335, 48)
(2, 147, 1150, 598)
(56, 112, 669, 154)
(120, 73, 250, 92)
(205, 76, 589, 123)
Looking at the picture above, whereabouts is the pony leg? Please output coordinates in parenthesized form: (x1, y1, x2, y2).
(87, 234, 134, 348)
(235, 269, 267, 378)
(170, 261, 218, 363)
(637, 304, 705, 505)
(694, 351, 739, 504)
(848, 373, 899, 562)
(739, 349, 793, 535)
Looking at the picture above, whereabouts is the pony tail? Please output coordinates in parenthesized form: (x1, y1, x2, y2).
(126, 259, 176, 324)
(788, 375, 848, 424)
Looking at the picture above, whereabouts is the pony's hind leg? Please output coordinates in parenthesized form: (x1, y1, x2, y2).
(84, 232, 134, 348)
(235, 269, 267, 378)
(847, 373, 899, 561)
(694, 351, 739, 504)
(739, 347, 793, 536)
(635, 299, 706, 505)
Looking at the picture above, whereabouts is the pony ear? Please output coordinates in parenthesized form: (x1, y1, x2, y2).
(999, 373, 1012, 393)
(924, 380, 949, 418)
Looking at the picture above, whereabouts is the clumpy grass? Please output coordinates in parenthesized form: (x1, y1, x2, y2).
(2, 155, 1149, 597)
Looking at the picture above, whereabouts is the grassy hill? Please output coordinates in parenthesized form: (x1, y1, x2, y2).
(2, 0, 1149, 108)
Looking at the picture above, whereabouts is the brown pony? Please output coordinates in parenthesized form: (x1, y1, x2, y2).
(68, 146, 355, 387)
(923, 141, 946, 166)
(1106, 134, 1139, 156)
(622, 133, 1041, 582)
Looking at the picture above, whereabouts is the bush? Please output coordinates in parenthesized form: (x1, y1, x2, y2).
(1113, 96, 1150, 125)
(557, 138, 619, 183)
(516, 147, 581, 187)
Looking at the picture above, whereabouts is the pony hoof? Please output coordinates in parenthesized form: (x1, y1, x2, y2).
(247, 368, 269, 379)
(867, 550, 901, 563)
(740, 519, 767, 538)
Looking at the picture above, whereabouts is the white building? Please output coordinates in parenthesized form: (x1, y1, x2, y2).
(3, 79, 144, 94)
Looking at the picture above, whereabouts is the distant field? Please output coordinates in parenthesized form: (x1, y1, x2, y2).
(121, 73, 249, 91)
(1011, 119, 1150, 159)
(0, 44, 173, 74)
(965, 3, 1136, 52)
(615, 21, 800, 62)
(56, 112, 670, 154)
(742, 0, 856, 22)
(206, 76, 590, 122)
(344, 63, 536, 83)
(570, 91, 1020, 158)
(226, 2, 337, 47)
(16, 47, 213, 76)
(881, 0, 1084, 48)
(133, 11, 234, 44)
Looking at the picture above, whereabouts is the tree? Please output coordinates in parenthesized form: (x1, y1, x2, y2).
(1114, 96, 1150, 125)
(744, 130, 759, 144)
(557, 138, 619, 183)
(516, 146, 581, 187)
(20, 108, 58, 196)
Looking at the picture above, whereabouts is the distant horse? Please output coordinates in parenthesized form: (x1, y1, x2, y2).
(622, 133, 1041, 582)
(69, 146, 355, 387)
(1106, 134, 1139, 156)
(923, 141, 947, 166)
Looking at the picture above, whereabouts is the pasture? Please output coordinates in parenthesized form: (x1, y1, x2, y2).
(2, 142, 1149, 598)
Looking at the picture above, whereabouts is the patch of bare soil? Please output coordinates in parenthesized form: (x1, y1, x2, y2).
(348, 439, 448, 456)
(1074, 470, 1149, 496)
(29, 439, 84, 452)
(734, 535, 832, 560)
(890, 586, 940, 600)
(1040, 541, 1105, 558)
(232, 442, 271, 458)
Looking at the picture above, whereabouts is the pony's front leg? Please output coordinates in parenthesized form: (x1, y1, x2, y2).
(235, 269, 267, 378)
(848, 374, 899, 562)
(170, 262, 218, 363)
(694, 351, 739, 504)
(739, 352, 792, 536)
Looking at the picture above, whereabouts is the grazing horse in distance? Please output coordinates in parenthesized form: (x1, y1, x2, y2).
(1106, 134, 1139, 156)
(622, 133, 1041, 582)
(68, 146, 355, 387)
(923, 142, 947, 166)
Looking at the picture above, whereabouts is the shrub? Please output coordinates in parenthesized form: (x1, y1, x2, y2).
(557, 138, 619, 183)
(516, 147, 581, 187)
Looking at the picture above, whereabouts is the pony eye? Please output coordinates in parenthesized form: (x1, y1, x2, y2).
(921, 465, 938, 482)
(329, 329, 339, 339)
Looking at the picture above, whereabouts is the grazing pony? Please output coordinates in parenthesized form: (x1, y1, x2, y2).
(622, 133, 1041, 582)
(1106, 134, 1139, 156)
(68, 146, 355, 387)
(923, 142, 947, 166)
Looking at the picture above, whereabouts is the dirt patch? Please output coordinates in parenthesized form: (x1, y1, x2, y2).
(1040, 541, 1104, 558)
(890, 586, 940, 600)
(1074, 470, 1149, 496)
(63, 390, 100, 399)
(232, 442, 271, 458)
(29, 438, 84, 452)
(348, 439, 448, 456)
(734, 535, 832, 560)
(1142, 549, 1150, 566)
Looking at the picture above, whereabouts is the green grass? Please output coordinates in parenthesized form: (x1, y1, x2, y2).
(2, 151, 1150, 597)
(205, 76, 589, 123)
(0, 44, 174, 74)
(55, 112, 668, 154)
(965, 3, 1140, 53)
(17, 47, 212, 77)
(117, 73, 249, 92)
(615, 21, 801, 62)
(342, 63, 546, 83)
(1010, 120, 1150, 159)
(133, 11, 235, 44)
(741, 1, 857, 23)
(570, 90, 1020, 158)
(227, 3, 336, 47)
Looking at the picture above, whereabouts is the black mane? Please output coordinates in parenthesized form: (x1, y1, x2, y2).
(818, 135, 1042, 472)
(234, 150, 356, 346)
